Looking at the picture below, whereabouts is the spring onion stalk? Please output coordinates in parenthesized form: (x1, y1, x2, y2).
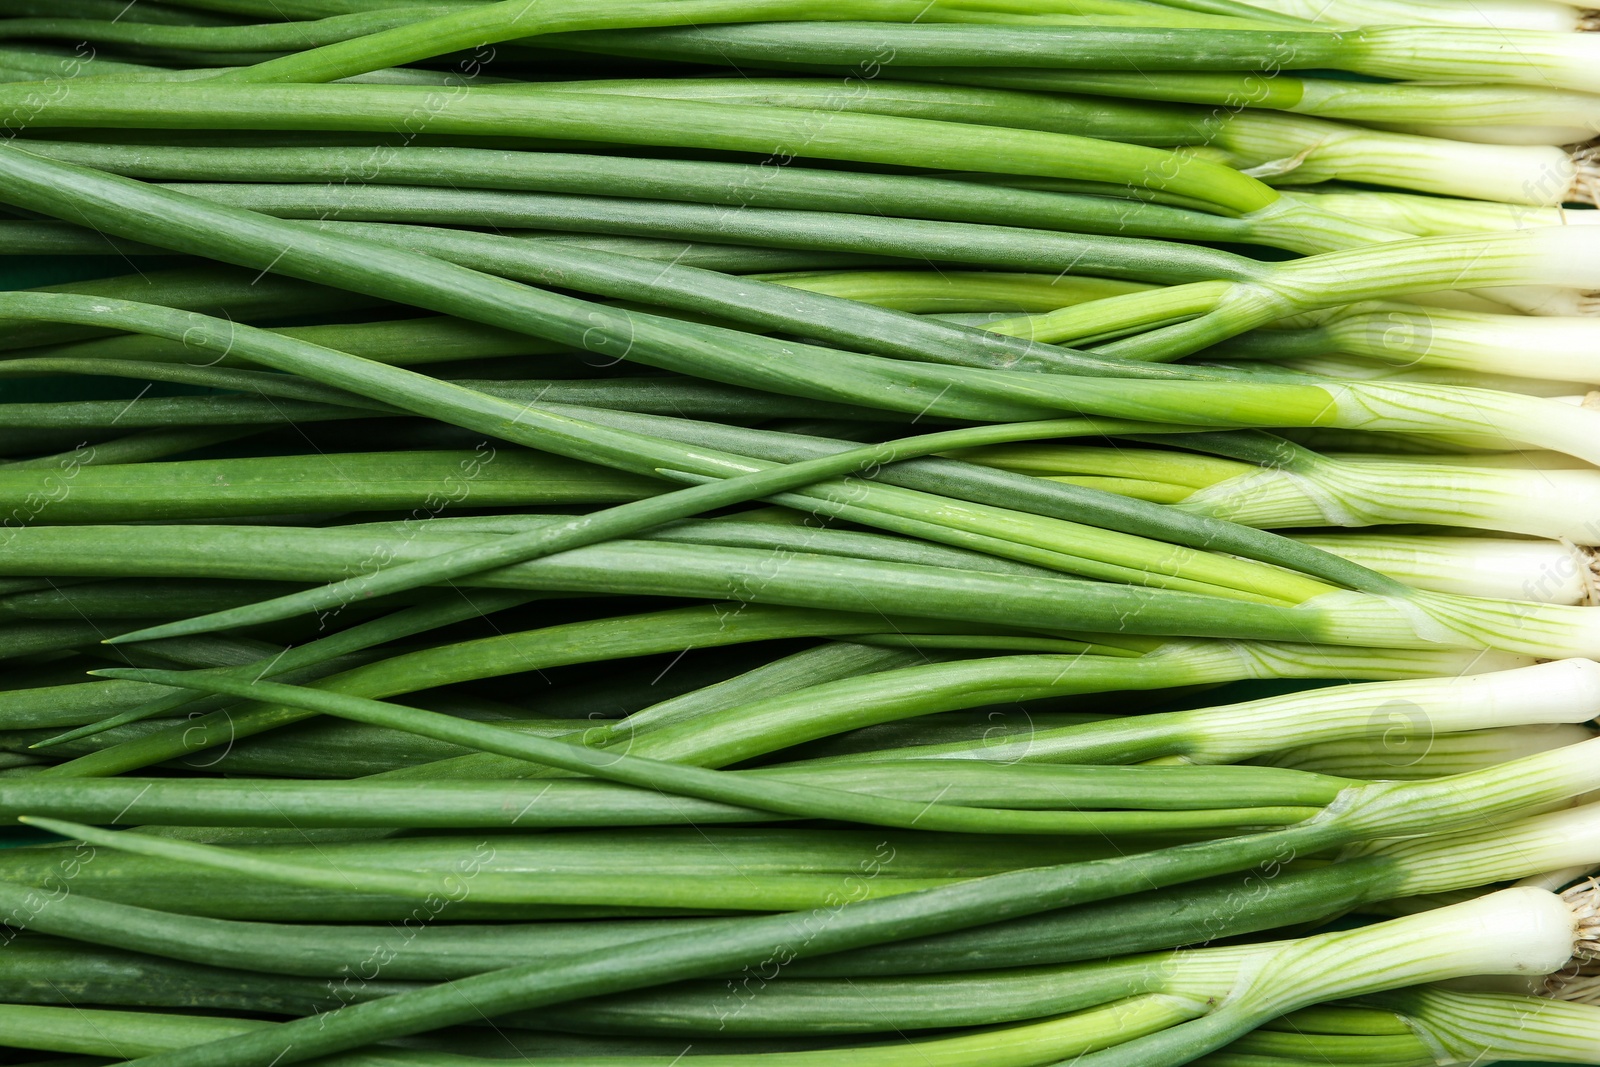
(0, 142, 1388, 257)
(0, 428, 256, 469)
(1287, 532, 1596, 604)
(29, 589, 539, 749)
(0, 288, 1375, 639)
(1235, 353, 1589, 399)
(544, 22, 1600, 95)
(176, 199, 1568, 326)
(0, 1000, 1227, 1067)
(64, 669, 1335, 837)
(0, 825, 1234, 919)
(380, 637, 1534, 782)
(962, 436, 1600, 543)
(0, 450, 656, 521)
(1279, 187, 1600, 236)
(7, 178, 1600, 493)
(508, 77, 1593, 206)
(993, 227, 1600, 358)
(0, 1000, 1213, 1066)
(0, 84, 1278, 214)
(521, 409, 1400, 594)
(90, 412, 1600, 655)
(37, 632, 919, 753)
(1172, 450, 1600, 543)
(25, 812, 1600, 1067)
(755, 272, 1149, 313)
(886, 68, 1600, 138)
(53, 215, 1161, 378)
(143, 0, 1109, 84)
(1216, 302, 1600, 384)
(0, 878, 1586, 1050)
(34, 604, 1084, 778)
(0, 173, 1554, 641)
(1354, 985, 1600, 1065)
(0, 266, 385, 353)
(789, 658, 1600, 769)
(0, 219, 913, 276)
(18, 149, 1600, 463)
(1259, 723, 1597, 780)
(1020, 886, 1598, 1067)
(193, 1, 1305, 85)
(3, 797, 1598, 987)
(57, 632, 1533, 783)
(0, 761, 1347, 831)
(9, 519, 1600, 662)
(0, 176, 1308, 303)
(0, 377, 907, 429)
(136, 214, 1162, 374)
(152, 450, 1359, 635)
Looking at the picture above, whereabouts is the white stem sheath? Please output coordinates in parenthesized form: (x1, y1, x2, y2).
(1370, 802, 1600, 895)
(1374, 122, 1598, 145)
(1357, 28, 1600, 95)
(1265, 227, 1600, 308)
(1219, 113, 1581, 205)
(1285, 80, 1600, 133)
(1176, 457, 1600, 542)
(1372, 987, 1600, 1065)
(1167, 888, 1582, 1013)
(1277, 189, 1597, 237)
(1279, 354, 1585, 396)
(1240, 0, 1586, 29)
(1169, 659, 1600, 766)
(1311, 383, 1600, 467)
(1286, 302, 1600, 383)
(1258, 723, 1596, 779)
(1289, 533, 1595, 603)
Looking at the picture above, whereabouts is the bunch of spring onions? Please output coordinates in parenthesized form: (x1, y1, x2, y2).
(0, 0, 1597, 1064)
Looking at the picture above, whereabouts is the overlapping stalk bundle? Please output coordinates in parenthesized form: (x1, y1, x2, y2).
(0, 0, 1597, 1064)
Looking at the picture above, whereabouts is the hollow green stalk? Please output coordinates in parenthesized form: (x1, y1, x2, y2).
(32, 790, 1600, 1067)
(33, 604, 973, 778)
(9, 150, 1600, 471)
(0, 999, 1210, 1067)
(544, 21, 1600, 95)
(509, 77, 1591, 205)
(989, 227, 1600, 355)
(28, 589, 537, 749)
(1, 141, 1359, 254)
(795, 658, 1600, 769)
(0, 265, 383, 353)
(0, 759, 1345, 830)
(7, 796, 1600, 988)
(884, 68, 1600, 134)
(89, 668, 1337, 837)
(7, 521, 1600, 662)
(0, 429, 254, 470)
(0, 81, 1278, 212)
(0, 219, 912, 275)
